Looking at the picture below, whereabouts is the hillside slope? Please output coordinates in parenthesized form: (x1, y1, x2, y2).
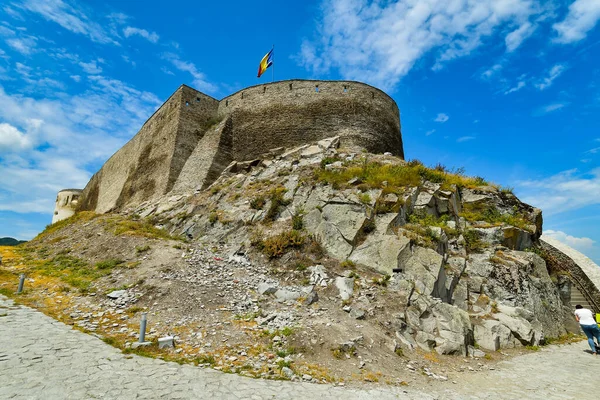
(0, 136, 580, 385)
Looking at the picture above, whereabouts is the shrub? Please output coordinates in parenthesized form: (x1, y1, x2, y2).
(250, 196, 266, 210)
(292, 208, 304, 230)
(260, 230, 305, 258)
(264, 187, 291, 223)
(135, 245, 151, 255)
(463, 230, 486, 253)
(95, 259, 124, 270)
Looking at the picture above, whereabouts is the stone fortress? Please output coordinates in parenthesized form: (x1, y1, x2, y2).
(51, 79, 600, 316)
(73, 79, 403, 214)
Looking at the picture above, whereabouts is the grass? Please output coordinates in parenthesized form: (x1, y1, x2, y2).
(111, 217, 179, 240)
(250, 196, 266, 210)
(135, 245, 151, 255)
(264, 187, 291, 223)
(315, 159, 490, 192)
(35, 211, 99, 240)
(463, 229, 487, 253)
(460, 203, 531, 231)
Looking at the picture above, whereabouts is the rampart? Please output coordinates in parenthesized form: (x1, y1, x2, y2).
(78, 80, 404, 213)
(540, 236, 600, 313)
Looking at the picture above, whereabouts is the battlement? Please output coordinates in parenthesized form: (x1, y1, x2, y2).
(76, 80, 404, 214)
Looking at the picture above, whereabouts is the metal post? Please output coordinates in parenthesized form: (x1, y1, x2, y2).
(139, 313, 147, 343)
(17, 274, 25, 294)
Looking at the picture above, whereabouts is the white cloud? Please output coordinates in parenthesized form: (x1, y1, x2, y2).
(123, 27, 159, 43)
(543, 230, 595, 252)
(298, 0, 544, 89)
(481, 63, 503, 79)
(434, 113, 449, 123)
(518, 168, 600, 215)
(121, 55, 136, 67)
(19, 0, 119, 45)
(70, 75, 81, 82)
(79, 60, 102, 74)
(535, 102, 569, 115)
(0, 122, 32, 151)
(505, 80, 526, 94)
(553, 0, 600, 44)
(161, 66, 175, 76)
(457, 136, 475, 142)
(6, 36, 37, 55)
(0, 78, 161, 214)
(425, 129, 436, 136)
(163, 53, 216, 93)
(535, 64, 566, 90)
(505, 21, 536, 52)
(586, 147, 600, 154)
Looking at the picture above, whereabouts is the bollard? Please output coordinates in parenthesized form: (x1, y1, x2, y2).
(139, 313, 147, 343)
(17, 274, 25, 294)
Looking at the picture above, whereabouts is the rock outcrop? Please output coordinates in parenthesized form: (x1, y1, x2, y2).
(123, 136, 579, 356)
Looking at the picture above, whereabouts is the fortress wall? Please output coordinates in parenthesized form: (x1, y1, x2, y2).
(167, 86, 219, 193)
(171, 117, 232, 194)
(78, 80, 405, 213)
(541, 236, 600, 313)
(217, 80, 403, 160)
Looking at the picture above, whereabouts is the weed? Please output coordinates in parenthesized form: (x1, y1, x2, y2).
(135, 245, 151, 255)
(264, 187, 291, 223)
(280, 326, 294, 336)
(292, 208, 304, 230)
(250, 196, 266, 210)
(463, 229, 487, 253)
(372, 274, 391, 287)
(111, 217, 178, 240)
(525, 345, 540, 351)
(259, 230, 305, 258)
(340, 260, 356, 269)
(358, 193, 372, 205)
(95, 259, 124, 270)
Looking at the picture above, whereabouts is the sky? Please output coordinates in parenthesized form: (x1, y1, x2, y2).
(0, 0, 599, 263)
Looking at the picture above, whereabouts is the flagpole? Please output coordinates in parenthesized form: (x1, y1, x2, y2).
(271, 44, 274, 83)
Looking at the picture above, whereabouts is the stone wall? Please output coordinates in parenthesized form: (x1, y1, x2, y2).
(540, 236, 600, 313)
(218, 80, 403, 159)
(78, 80, 403, 213)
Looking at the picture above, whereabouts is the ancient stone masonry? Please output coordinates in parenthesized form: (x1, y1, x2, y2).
(540, 236, 600, 313)
(76, 80, 403, 214)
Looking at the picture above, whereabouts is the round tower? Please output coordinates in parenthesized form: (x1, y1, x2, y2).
(52, 189, 83, 224)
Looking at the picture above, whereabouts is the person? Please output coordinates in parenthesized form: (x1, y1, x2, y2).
(575, 304, 600, 355)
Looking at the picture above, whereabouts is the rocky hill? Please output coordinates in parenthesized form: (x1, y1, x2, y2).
(0, 137, 582, 385)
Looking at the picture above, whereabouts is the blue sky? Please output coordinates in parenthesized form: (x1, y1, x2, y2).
(0, 0, 599, 263)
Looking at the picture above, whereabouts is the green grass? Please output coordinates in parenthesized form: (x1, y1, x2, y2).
(27, 254, 125, 290)
(264, 187, 291, 223)
(35, 211, 99, 240)
(460, 203, 531, 231)
(314, 160, 489, 192)
(135, 245, 151, 255)
(111, 217, 178, 240)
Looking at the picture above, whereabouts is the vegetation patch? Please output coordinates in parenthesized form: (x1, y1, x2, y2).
(315, 159, 490, 192)
(461, 203, 531, 231)
(264, 187, 291, 223)
(254, 230, 305, 258)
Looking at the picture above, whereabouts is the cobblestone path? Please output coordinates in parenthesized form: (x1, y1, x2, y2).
(1, 295, 598, 399)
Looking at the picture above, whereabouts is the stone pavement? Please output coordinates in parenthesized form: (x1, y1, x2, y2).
(1, 295, 598, 400)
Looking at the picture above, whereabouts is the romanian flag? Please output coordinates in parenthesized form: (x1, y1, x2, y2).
(257, 48, 273, 78)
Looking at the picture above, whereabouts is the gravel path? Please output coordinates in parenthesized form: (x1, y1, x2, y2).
(1, 295, 597, 399)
